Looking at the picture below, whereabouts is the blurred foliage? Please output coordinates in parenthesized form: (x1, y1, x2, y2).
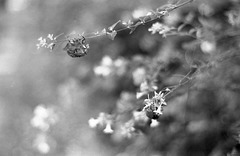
(1, 0, 240, 156)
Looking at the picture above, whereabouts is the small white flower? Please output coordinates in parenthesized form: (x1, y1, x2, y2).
(132, 67, 146, 85)
(150, 119, 159, 128)
(34, 105, 49, 119)
(133, 111, 148, 123)
(153, 106, 163, 115)
(148, 22, 174, 37)
(102, 56, 113, 66)
(30, 116, 49, 131)
(103, 123, 114, 134)
(94, 66, 111, 76)
(31, 105, 58, 131)
(33, 133, 50, 154)
(200, 41, 215, 54)
(36, 37, 47, 49)
(47, 34, 54, 40)
(88, 118, 99, 128)
(132, 8, 148, 19)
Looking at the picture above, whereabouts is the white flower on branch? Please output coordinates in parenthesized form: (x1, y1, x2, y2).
(148, 22, 175, 37)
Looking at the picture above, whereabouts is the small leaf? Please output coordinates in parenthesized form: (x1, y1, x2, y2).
(122, 20, 133, 28)
(99, 28, 107, 36)
(146, 11, 157, 20)
(108, 20, 121, 31)
(107, 30, 117, 40)
(177, 23, 186, 32)
(129, 25, 137, 34)
(138, 17, 146, 24)
(128, 21, 142, 34)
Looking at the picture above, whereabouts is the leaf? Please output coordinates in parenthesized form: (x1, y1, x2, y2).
(129, 21, 142, 34)
(107, 30, 117, 40)
(99, 28, 107, 36)
(108, 20, 121, 31)
(146, 11, 157, 20)
(177, 23, 186, 32)
(129, 25, 137, 34)
(122, 20, 133, 28)
(138, 17, 146, 24)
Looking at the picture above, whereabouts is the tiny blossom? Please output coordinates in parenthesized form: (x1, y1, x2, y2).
(226, 10, 240, 27)
(88, 112, 114, 133)
(200, 41, 216, 54)
(148, 22, 175, 37)
(154, 105, 163, 115)
(94, 66, 112, 77)
(136, 80, 158, 99)
(88, 118, 99, 128)
(150, 119, 159, 128)
(31, 105, 58, 131)
(31, 116, 50, 131)
(94, 56, 113, 76)
(47, 34, 56, 41)
(33, 133, 50, 154)
(103, 123, 114, 134)
(122, 20, 133, 28)
(34, 105, 49, 118)
(94, 56, 127, 77)
(114, 58, 126, 67)
(119, 120, 135, 138)
(36, 34, 58, 50)
(132, 7, 148, 19)
(132, 67, 146, 85)
(133, 111, 149, 126)
(102, 56, 113, 66)
(142, 91, 167, 119)
(36, 37, 47, 49)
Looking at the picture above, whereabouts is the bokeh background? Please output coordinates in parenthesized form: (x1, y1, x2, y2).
(0, 0, 240, 156)
(0, 0, 167, 155)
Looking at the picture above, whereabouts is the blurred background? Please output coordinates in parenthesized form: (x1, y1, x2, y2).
(0, 0, 240, 156)
(0, 0, 167, 155)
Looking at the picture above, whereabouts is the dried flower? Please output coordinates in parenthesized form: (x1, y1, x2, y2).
(142, 91, 167, 120)
(63, 36, 90, 58)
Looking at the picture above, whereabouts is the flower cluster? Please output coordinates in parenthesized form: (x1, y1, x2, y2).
(142, 91, 168, 120)
(30, 104, 58, 154)
(36, 34, 57, 50)
(94, 55, 127, 77)
(88, 90, 169, 139)
(148, 22, 175, 37)
(30, 105, 58, 131)
(88, 112, 114, 134)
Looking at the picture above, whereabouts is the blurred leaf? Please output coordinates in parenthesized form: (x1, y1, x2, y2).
(108, 20, 121, 31)
(107, 30, 117, 40)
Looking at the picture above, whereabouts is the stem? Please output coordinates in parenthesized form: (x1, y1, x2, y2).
(82, 0, 193, 39)
(163, 67, 198, 98)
